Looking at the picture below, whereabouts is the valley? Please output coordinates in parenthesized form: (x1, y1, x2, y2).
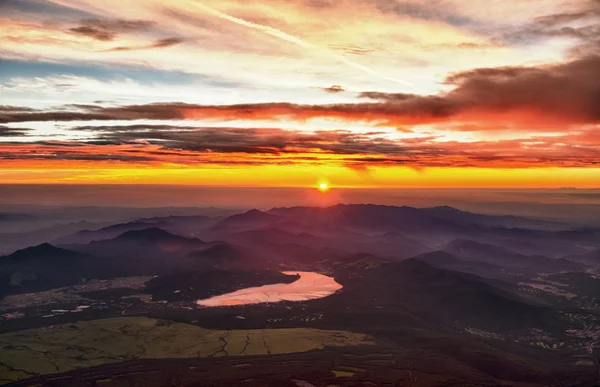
(1, 204, 600, 386)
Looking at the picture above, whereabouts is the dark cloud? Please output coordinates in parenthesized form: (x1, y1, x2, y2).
(533, 1, 600, 27)
(0, 151, 154, 162)
(0, 125, 31, 137)
(444, 55, 600, 122)
(358, 92, 414, 101)
(3, 54, 600, 127)
(0, 106, 37, 113)
(68, 18, 155, 41)
(322, 85, 345, 93)
(505, 0, 600, 54)
(2, 123, 599, 167)
(73, 125, 418, 156)
(65, 124, 600, 167)
(73, 124, 192, 132)
(330, 44, 375, 56)
(96, 103, 190, 120)
(104, 37, 185, 52)
(357, 54, 600, 125)
(371, 0, 475, 27)
(151, 37, 185, 48)
(68, 26, 115, 41)
(84, 19, 156, 31)
(0, 111, 118, 123)
(60, 104, 105, 111)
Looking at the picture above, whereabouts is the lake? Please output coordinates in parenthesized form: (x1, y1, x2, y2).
(196, 271, 342, 307)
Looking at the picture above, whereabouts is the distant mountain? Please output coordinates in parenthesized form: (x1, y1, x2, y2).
(207, 204, 600, 264)
(0, 220, 115, 255)
(0, 244, 95, 295)
(2, 243, 83, 263)
(441, 239, 584, 273)
(221, 226, 428, 263)
(337, 258, 561, 332)
(58, 227, 251, 276)
(268, 204, 470, 237)
(0, 212, 37, 222)
(420, 206, 567, 230)
(330, 252, 387, 270)
(211, 209, 283, 233)
(115, 227, 197, 242)
(546, 272, 600, 299)
(480, 227, 593, 258)
(265, 204, 600, 256)
(185, 241, 249, 270)
(53, 221, 173, 244)
(62, 227, 207, 259)
(268, 203, 556, 233)
(568, 247, 600, 266)
(133, 215, 216, 238)
(367, 232, 430, 259)
(53, 215, 219, 245)
(225, 228, 312, 246)
(553, 227, 600, 243)
(136, 215, 212, 224)
(414, 250, 510, 280)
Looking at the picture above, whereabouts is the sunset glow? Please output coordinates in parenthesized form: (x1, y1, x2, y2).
(0, 0, 599, 188)
(2, 3, 600, 381)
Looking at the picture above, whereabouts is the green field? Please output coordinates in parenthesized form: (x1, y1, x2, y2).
(0, 317, 374, 384)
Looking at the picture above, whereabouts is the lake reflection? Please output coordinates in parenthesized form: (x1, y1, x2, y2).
(196, 271, 342, 307)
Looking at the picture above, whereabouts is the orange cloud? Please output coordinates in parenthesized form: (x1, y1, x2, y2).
(3, 54, 599, 128)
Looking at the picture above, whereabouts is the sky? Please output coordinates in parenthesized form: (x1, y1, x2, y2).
(1, 0, 600, 188)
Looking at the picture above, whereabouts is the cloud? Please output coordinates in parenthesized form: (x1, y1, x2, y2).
(0, 106, 37, 113)
(151, 37, 185, 48)
(68, 18, 156, 41)
(68, 26, 115, 41)
(192, 2, 419, 91)
(3, 52, 598, 128)
(533, 0, 600, 27)
(73, 125, 418, 156)
(0, 125, 31, 137)
(442, 54, 600, 123)
(358, 54, 600, 126)
(103, 37, 185, 52)
(358, 92, 414, 101)
(1, 120, 599, 169)
(0, 110, 118, 123)
(40, 124, 600, 167)
(1, 0, 577, 98)
(0, 137, 594, 168)
(83, 19, 156, 32)
(322, 85, 345, 93)
(504, 0, 600, 55)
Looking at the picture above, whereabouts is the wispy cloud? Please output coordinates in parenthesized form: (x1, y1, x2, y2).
(68, 18, 156, 41)
(322, 85, 345, 93)
(192, 2, 420, 91)
(0, 125, 31, 137)
(103, 37, 185, 51)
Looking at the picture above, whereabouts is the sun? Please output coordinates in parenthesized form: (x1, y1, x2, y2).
(318, 182, 330, 192)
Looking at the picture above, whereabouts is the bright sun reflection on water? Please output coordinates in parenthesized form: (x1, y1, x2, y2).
(196, 271, 342, 307)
